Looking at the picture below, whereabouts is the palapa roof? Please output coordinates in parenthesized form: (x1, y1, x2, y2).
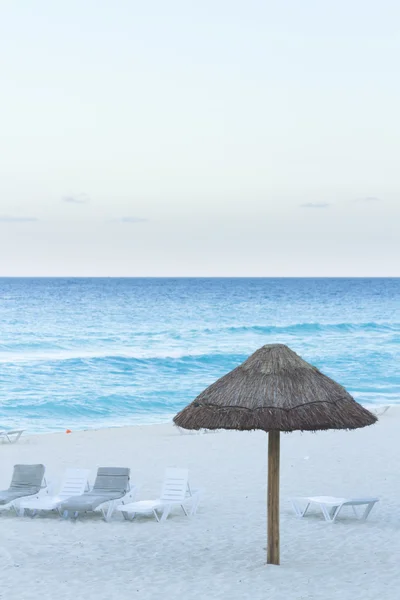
(173, 344, 377, 432)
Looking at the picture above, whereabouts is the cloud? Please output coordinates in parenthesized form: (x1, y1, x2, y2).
(299, 202, 330, 209)
(0, 215, 38, 222)
(118, 217, 148, 223)
(62, 194, 90, 204)
(354, 196, 381, 203)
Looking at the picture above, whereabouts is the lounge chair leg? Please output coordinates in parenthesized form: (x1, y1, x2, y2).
(153, 509, 161, 522)
(104, 501, 116, 522)
(320, 504, 336, 522)
(122, 511, 134, 521)
(361, 502, 375, 521)
(160, 505, 172, 522)
(190, 495, 198, 516)
(329, 504, 344, 523)
(181, 504, 188, 516)
(291, 500, 310, 518)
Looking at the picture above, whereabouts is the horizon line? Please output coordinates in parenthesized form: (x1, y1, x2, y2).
(0, 276, 398, 280)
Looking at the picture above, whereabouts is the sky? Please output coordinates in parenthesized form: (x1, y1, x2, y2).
(0, 0, 399, 276)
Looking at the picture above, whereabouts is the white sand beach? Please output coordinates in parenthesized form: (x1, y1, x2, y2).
(1, 407, 399, 600)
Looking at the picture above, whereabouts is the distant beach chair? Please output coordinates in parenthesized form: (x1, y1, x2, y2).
(60, 467, 133, 521)
(0, 429, 25, 444)
(116, 467, 202, 522)
(176, 426, 217, 436)
(0, 464, 47, 513)
(18, 468, 90, 516)
(290, 495, 379, 523)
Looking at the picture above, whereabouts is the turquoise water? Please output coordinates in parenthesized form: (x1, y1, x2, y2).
(0, 278, 398, 433)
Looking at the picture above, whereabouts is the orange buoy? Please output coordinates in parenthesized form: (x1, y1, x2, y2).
(66, 429, 72, 434)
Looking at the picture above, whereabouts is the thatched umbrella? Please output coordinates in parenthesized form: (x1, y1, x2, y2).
(173, 344, 377, 565)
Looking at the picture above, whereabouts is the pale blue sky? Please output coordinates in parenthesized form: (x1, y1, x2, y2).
(0, 0, 399, 276)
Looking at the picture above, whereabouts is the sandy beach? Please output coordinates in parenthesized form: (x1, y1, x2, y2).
(1, 406, 399, 600)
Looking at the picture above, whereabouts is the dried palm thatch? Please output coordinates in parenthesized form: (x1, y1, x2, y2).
(173, 344, 377, 432)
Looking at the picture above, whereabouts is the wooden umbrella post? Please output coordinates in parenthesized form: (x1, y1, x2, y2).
(267, 430, 280, 565)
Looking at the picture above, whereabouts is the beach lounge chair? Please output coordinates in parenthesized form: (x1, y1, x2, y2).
(18, 468, 90, 516)
(60, 467, 132, 521)
(176, 426, 217, 436)
(116, 467, 201, 522)
(290, 495, 379, 523)
(0, 429, 24, 444)
(0, 464, 46, 512)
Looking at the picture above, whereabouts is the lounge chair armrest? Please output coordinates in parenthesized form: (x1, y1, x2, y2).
(119, 484, 140, 505)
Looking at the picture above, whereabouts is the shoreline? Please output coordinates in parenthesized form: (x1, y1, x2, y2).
(4, 402, 392, 438)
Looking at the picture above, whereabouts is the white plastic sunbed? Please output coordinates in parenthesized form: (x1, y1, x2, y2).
(176, 426, 217, 436)
(0, 464, 48, 513)
(0, 429, 24, 444)
(18, 468, 91, 516)
(60, 467, 136, 521)
(291, 496, 379, 523)
(116, 467, 202, 522)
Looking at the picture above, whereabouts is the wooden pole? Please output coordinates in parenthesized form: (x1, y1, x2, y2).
(267, 430, 280, 565)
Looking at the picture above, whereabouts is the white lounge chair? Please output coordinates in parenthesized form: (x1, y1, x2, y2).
(0, 464, 48, 513)
(0, 429, 24, 444)
(116, 467, 201, 522)
(291, 495, 379, 523)
(176, 426, 217, 436)
(60, 467, 135, 521)
(18, 468, 91, 516)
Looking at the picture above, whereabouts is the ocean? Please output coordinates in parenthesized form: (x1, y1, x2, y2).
(0, 278, 398, 433)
